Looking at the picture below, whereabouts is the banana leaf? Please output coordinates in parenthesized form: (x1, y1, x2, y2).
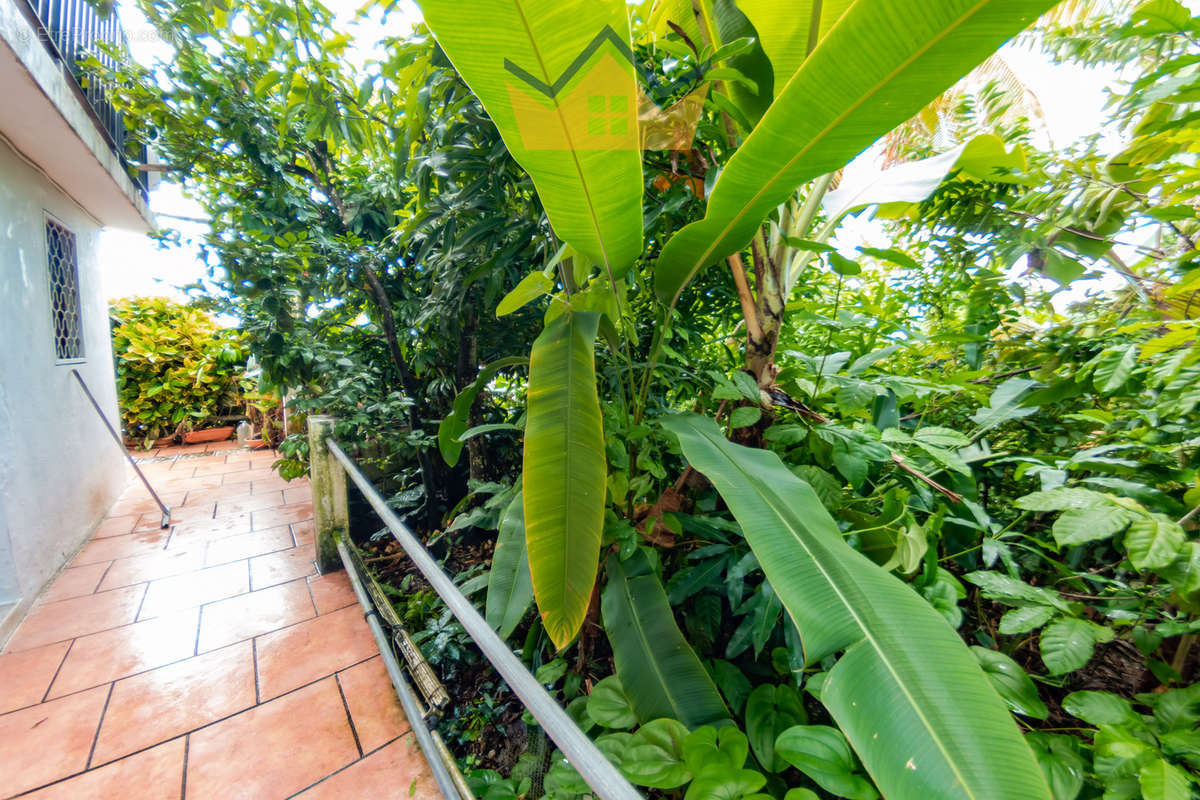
(417, 0, 644, 277)
(602, 550, 730, 728)
(522, 311, 606, 648)
(654, 0, 1057, 304)
(663, 414, 1053, 800)
(486, 491, 535, 639)
(739, 0, 853, 86)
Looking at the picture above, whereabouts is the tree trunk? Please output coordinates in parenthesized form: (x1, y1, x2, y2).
(360, 262, 441, 528)
(454, 310, 487, 481)
(741, 236, 786, 387)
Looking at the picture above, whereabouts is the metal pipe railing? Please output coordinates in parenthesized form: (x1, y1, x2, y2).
(71, 369, 170, 527)
(324, 440, 642, 800)
(334, 535, 466, 800)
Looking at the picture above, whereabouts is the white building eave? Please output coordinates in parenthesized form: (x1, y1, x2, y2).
(0, 0, 153, 232)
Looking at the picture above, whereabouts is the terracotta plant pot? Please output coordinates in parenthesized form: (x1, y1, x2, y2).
(248, 438, 271, 450)
(183, 425, 235, 444)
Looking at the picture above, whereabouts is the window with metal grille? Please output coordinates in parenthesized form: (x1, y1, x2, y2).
(46, 218, 85, 361)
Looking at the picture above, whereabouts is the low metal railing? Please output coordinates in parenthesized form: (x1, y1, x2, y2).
(17, 0, 149, 199)
(306, 415, 641, 800)
(71, 369, 170, 527)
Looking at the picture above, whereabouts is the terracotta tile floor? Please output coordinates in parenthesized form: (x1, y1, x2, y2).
(0, 443, 437, 799)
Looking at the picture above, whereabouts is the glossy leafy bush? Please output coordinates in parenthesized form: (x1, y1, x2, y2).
(110, 297, 247, 444)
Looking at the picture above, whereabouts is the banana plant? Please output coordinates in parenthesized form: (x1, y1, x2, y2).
(653, 0, 1056, 306)
(651, 0, 1058, 385)
(420, 0, 1058, 651)
(665, 414, 1053, 800)
(417, 0, 645, 647)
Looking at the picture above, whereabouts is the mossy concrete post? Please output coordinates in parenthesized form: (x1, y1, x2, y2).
(308, 415, 347, 575)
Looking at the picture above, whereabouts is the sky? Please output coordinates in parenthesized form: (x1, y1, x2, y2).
(99, 3, 1127, 305)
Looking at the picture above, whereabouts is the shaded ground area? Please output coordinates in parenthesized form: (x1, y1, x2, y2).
(0, 442, 437, 799)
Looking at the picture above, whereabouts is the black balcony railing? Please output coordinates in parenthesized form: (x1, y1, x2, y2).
(18, 0, 149, 200)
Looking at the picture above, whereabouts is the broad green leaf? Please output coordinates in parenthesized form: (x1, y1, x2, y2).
(913, 426, 971, 449)
(972, 647, 1049, 720)
(1142, 683, 1200, 733)
(1161, 542, 1200, 608)
(745, 684, 806, 771)
(822, 134, 1027, 222)
(1040, 618, 1114, 675)
(595, 731, 633, 770)
(729, 405, 762, 429)
(566, 696, 596, 736)
(1093, 724, 1155, 781)
(1125, 514, 1187, 572)
(1025, 733, 1086, 800)
(970, 377, 1039, 432)
(545, 752, 592, 795)
(601, 551, 730, 728)
(682, 726, 750, 775)
(739, 0, 852, 85)
(710, 0, 776, 124)
(775, 726, 879, 800)
(709, 659, 753, 716)
(439, 355, 527, 467)
(963, 571, 1072, 614)
(485, 491, 534, 639)
(664, 414, 1053, 800)
(790, 465, 843, 512)
(1051, 506, 1133, 547)
(523, 312, 606, 647)
(496, 271, 554, 317)
(417, 0, 643, 277)
(653, 0, 1056, 304)
(1132, 0, 1192, 33)
(1061, 691, 1140, 727)
(535, 658, 568, 685)
(1093, 344, 1139, 394)
(586, 675, 638, 730)
(829, 251, 862, 276)
(999, 605, 1056, 635)
(1139, 758, 1191, 800)
(1016, 487, 1112, 512)
(683, 768, 766, 800)
(620, 718, 691, 788)
(1041, 250, 1085, 286)
(922, 571, 965, 629)
(1160, 729, 1200, 766)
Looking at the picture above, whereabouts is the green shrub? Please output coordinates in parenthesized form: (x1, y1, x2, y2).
(110, 296, 247, 444)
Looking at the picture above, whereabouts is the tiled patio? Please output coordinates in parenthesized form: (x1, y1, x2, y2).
(0, 442, 436, 799)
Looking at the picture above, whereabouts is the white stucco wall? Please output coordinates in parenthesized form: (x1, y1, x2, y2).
(0, 136, 128, 639)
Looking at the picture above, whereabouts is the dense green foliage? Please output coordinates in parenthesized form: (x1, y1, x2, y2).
(104, 0, 1200, 797)
(110, 296, 245, 443)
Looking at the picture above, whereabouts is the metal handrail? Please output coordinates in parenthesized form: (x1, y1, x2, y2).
(71, 369, 170, 527)
(325, 440, 642, 800)
(334, 534, 466, 800)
